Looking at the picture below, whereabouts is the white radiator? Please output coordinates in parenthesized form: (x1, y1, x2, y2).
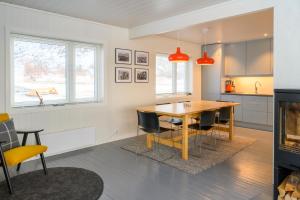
(40, 127, 96, 157)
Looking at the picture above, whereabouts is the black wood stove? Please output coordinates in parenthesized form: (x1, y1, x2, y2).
(274, 89, 300, 199)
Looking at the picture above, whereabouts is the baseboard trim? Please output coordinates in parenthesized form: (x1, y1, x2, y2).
(235, 121, 273, 132)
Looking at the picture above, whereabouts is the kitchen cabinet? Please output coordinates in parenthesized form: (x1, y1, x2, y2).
(201, 44, 222, 101)
(246, 39, 272, 75)
(242, 96, 268, 124)
(242, 96, 268, 112)
(267, 97, 273, 113)
(220, 95, 243, 121)
(243, 110, 268, 125)
(267, 97, 273, 126)
(224, 38, 273, 77)
(267, 113, 273, 126)
(224, 42, 246, 76)
(221, 94, 273, 126)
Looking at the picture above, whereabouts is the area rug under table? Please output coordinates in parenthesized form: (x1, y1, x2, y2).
(0, 167, 104, 200)
(122, 134, 256, 175)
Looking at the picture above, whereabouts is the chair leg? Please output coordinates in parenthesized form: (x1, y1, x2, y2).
(0, 152, 13, 194)
(40, 153, 48, 175)
(17, 133, 29, 172)
(16, 163, 21, 172)
(152, 134, 157, 158)
(135, 126, 139, 155)
(156, 134, 160, 160)
(170, 125, 179, 158)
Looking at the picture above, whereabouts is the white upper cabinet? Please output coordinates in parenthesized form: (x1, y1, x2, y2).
(224, 42, 246, 76)
(246, 39, 272, 75)
(224, 38, 273, 76)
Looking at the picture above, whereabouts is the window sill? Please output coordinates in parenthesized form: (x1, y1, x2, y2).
(8, 101, 106, 114)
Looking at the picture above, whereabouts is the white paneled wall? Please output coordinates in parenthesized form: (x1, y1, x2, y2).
(274, 0, 300, 89)
(0, 3, 201, 156)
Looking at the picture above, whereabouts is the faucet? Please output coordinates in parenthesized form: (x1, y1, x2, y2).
(255, 81, 262, 94)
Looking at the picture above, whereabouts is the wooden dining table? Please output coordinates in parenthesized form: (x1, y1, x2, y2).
(137, 100, 240, 160)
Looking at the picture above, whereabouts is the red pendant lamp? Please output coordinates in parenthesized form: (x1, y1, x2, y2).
(197, 28, 214, 65)
(197, 51, 214, 65)
(168, 47, 190, 62)
(169, 31, 189, 62)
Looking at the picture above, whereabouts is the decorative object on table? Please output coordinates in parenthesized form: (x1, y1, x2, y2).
(134, 68, 149, 83)
(0, 167, 104, 200)
(169, 31, 189, 62)
(115, 67, 132, 83)
(197, 28, 215, 65)
(115, 48, 132, 65)
(134, 50, 149, 66)
(0, 113, 48, 194)
(122, 133, 255, 175)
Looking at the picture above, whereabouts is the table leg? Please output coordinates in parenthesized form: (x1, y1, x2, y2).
(146, 134, 153, 149)
(229, 106, 234, 141)
(182, 115, 189, 160)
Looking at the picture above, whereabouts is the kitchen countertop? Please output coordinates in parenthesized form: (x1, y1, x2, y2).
(221, 92, 273, 97)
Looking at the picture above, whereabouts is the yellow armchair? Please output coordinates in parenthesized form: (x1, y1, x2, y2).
(0, 113, 48, 194)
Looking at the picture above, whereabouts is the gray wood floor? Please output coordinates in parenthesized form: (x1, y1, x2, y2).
(1, 127, 273, 200)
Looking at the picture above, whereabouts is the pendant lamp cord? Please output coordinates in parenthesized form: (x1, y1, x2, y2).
(202, 28, 209, 52)
(177, 31, 180, 47)
(204, 33, 207, 52)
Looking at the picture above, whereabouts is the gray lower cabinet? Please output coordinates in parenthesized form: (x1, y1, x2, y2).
(242, 96, 268, 124)
(243, 110, 268, 125)
(267, 113, 273, 126)
(267, 97, 273, 126)
(267, 97, 273, 113)
(242, 96, 268, 112)
(221, 94, 273, 126)
(220, 95, 243, 121)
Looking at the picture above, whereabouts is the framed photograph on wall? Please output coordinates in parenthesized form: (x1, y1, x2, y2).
(115, 67, 132, 83)
(115, 48, 132, 65)
(134, 51, 149, 66)
(135, 68, 149, 83)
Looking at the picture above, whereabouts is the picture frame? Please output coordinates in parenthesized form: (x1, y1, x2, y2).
(134, 50, 149, 66)
(115, 48, 132, 65)
(115, 67, 132, 83)
(135, 68, 149, 83)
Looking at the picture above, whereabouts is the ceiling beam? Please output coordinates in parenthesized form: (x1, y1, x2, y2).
(129, 0, 275, 39)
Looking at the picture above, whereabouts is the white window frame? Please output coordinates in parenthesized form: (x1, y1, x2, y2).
(9, 33, 103, 108)
(156, 54, 192, 96)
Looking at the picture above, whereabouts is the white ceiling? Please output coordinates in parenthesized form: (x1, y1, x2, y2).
(0, 0, 232, 28)
(161, 9, 273, 44)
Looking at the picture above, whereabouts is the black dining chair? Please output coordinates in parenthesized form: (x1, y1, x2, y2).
(215, 106, 231, 139)
(156, 102, 182, 143)
(216, 107, 231, 124)
(216, 100, 233, 140)
(188, 110, 217, 154)
(136, 111, 174, 159)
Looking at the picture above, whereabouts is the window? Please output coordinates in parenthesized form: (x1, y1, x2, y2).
(10, 34, 102, 107)
(156, 54, 192, 96)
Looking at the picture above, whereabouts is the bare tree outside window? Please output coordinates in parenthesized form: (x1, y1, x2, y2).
(11, 34, 101, 107)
